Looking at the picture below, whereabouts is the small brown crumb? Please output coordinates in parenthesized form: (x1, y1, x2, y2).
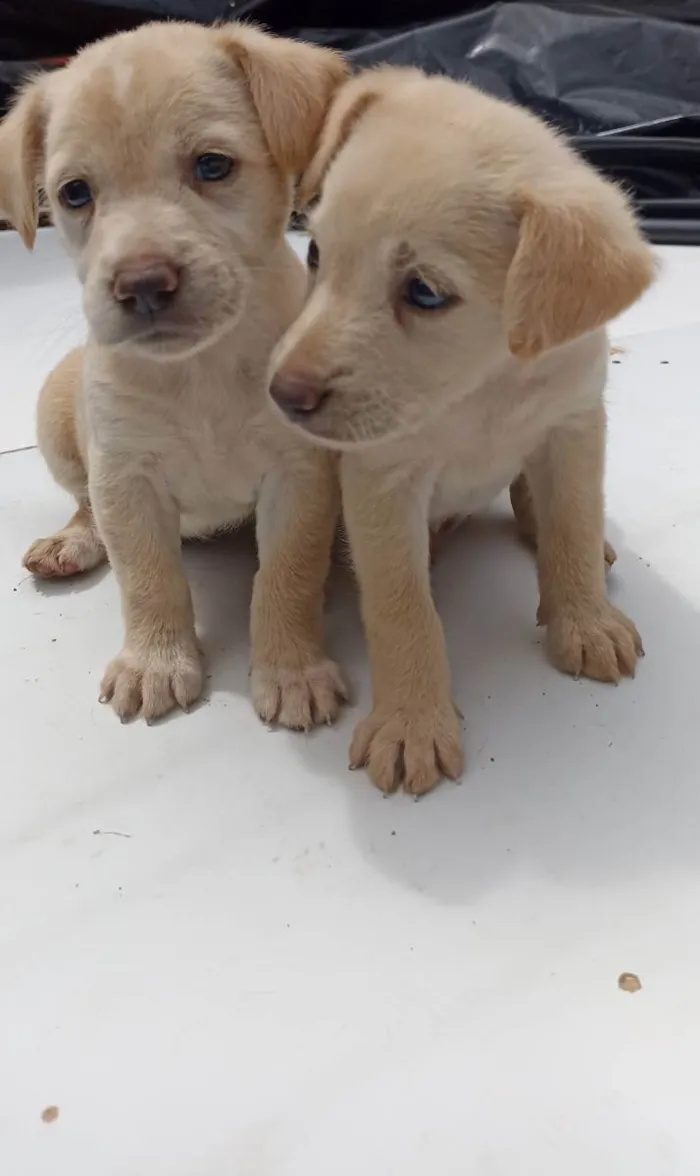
(41, 1106, 59, 1124)
(618, 972, 642, 994)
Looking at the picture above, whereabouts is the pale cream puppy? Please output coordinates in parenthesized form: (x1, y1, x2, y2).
(0, 22, 349, 726)
(268, 67, 655, 795)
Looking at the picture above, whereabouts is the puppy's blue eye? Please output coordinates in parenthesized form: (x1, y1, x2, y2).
(194, 153, 234, 182)
(59, 179, 92, 210)
(404, 276, 451, 311)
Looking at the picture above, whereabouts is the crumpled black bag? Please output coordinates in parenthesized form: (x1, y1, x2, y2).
(2, 2, 700, 240)
(3, 1, 700, 132)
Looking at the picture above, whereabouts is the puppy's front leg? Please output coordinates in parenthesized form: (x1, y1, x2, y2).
(90, 460, 202, 721)
(251, 452, 347, 730)
(342, 458, 464, 796)
(526, 402, 643, 682)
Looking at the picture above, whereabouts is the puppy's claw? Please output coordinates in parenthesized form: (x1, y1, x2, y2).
(604, 540, 617, 568)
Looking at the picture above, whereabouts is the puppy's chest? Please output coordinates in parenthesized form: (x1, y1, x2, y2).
(164, 398, 270, 529)
(99, 370, 273, 533)
(427, 368, 593, 522)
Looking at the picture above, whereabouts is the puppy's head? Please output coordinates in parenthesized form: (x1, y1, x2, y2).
(269, 69, 654, 448)
(0, 23, 346, 360)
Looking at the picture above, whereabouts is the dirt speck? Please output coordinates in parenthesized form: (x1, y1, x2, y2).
(41, 1106, 59, 1124)
(610, 345, 626, 356)
(618, 972, 642, 994)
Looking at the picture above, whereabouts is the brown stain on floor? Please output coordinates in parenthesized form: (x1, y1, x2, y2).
(618, 972, 642, 994)
(41, 1106, 59, 1124)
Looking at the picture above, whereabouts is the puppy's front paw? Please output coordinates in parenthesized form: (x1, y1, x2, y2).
(100, 641, 203, 721)
(546, 604, 643, 683)
(252, 659, 348, 730)
(349, 701, 464, 796)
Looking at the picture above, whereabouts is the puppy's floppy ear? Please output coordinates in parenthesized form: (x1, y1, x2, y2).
(505, 172, 655, 359)
(215, 24, 349, 176)
(298, 73, 382, 207)
(0, 76, 47, 249)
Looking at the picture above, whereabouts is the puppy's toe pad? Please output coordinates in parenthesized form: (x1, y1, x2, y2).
(100, 643, 203, 721)
(350, 703, 464, 796)
(24, 531, 105, 579)
(547, 605, 642, 683)
(252, 659, 348, 730)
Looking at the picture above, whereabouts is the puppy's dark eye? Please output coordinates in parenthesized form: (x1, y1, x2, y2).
(403, 276, 452, 311)
(194, 153, 234, 182)
(307, 238, 319, 271)
(59, 179, 93, 210)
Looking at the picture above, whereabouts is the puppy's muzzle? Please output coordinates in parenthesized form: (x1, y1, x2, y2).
(269, 371, 330, 420)
(113, 255, 180, 317)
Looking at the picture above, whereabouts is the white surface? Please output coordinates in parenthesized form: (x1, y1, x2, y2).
(0, 230, 84, 453)
(2, 233, 700, 1174)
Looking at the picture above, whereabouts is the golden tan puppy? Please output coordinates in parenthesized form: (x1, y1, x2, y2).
(269, 67, 655, 795)
(0, 22, 348, 725)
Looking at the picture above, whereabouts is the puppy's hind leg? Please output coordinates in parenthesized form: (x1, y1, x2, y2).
(23, 347, 106, 579)
(509, 471, 616, 569)
(524, 404, 642, 683)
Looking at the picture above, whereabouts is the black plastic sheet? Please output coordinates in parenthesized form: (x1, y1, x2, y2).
(2, 2, 700, 241)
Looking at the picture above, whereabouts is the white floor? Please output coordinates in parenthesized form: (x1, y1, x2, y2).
(2, 231, 700, 1175)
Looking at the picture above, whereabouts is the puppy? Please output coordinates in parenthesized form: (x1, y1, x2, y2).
(268, 68, 655, 795)
(0, 22, 349, 726)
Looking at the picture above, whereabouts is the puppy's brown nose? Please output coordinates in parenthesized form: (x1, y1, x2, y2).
(113, 255, 179, 317)
(269, 371, 329, 417)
